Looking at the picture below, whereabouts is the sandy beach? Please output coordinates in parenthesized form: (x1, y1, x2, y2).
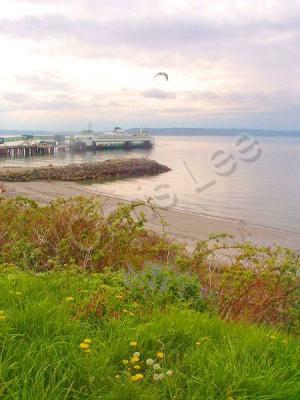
(2, 179, 299, 251)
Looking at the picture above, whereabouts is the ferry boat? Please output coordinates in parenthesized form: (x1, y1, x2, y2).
(71, 127, 154, 151)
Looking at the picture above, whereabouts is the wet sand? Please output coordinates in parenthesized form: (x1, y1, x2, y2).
(2, 179, 299, 251)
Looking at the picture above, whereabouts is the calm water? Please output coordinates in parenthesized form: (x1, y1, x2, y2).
(1, 136, 300, 234)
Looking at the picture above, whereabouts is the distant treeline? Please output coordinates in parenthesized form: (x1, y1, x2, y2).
(127, 128, 300, 137)
(1, 128, 300, 137)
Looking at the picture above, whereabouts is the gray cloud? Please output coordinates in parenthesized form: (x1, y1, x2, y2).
(16, 73, 74, 92)
(142, 89, 176, 99)
(1, 14, 299, 52)
(3, 92, 29, 103)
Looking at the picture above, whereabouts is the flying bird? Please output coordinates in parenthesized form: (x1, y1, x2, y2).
(154, 72, 169, 81)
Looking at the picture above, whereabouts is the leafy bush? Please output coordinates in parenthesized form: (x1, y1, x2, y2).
(0, 196, 175, 271)
(123, 266, 205, 311)
(190, 234, 300, 331)
(0, 196, 299, 331)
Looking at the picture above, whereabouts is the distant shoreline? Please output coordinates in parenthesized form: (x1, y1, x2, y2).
(1, 128, 300, 137)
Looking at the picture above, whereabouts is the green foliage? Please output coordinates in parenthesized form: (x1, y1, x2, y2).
(0, 196, 172, 271)
(189, 234, 300, 331)
(0, 196, 299, 331)
(0, 267, 299, 399)
(123, 266, 205, 311)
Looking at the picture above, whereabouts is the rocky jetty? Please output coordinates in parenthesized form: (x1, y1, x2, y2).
(0, 158, 171, 182)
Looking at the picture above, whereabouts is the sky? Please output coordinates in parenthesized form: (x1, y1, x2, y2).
(0, 0, 300, 131)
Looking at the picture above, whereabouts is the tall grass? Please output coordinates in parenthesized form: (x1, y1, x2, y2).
(0, 266, 299, 399)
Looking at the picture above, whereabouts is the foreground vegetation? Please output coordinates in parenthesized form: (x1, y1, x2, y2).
(0, 266, 300, 399)
(0, 196, 299, 398)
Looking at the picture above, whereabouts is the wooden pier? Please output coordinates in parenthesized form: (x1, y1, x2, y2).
(0, 144, 67, 158)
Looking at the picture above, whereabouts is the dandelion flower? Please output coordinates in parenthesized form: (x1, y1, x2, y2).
(134, 365, 141, 370)
(166, 370, 173, 377)
(146, 359, 154, 366)
(80, 343, 90, 350)
(153, 363, 161, 371)
(66, 297, 74, 302)
(158, 373, 165, 380)
(130, 341, 138, 347)
(130, 373, 144, 382)
(131, 356, 140, 364)
(83, 338, 92, 344)
(156, 352, 164, 359)
(133, 352, 140, 357)
(153, 373, 160, 381)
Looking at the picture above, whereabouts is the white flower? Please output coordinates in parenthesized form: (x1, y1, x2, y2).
(153, 363, 161, 370)
(158, 373, 165, 380)
(153, 373, 160, 381)
(134, 352, 141, 357)
(146, 358, 154, 366)
(166, 370, 173, 377)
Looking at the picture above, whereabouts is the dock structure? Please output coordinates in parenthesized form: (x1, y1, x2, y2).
(0, 144, 63, 158)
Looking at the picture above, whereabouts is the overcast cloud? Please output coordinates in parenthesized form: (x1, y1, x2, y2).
(0, 0, 299, 130)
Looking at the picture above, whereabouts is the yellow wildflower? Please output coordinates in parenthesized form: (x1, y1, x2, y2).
(130, 341, 138, 347)
(83, 338, 92, 344)
(270, 336, 277, 340)
(131, 356, 140, 364)
(156, 352, 164, 359)
(130, 373, 144, 382)
(123, 360, 129, 365)
(134, 365, 141, 370)
(80, 343, 90, 350)
(115, 375, 120, 379)
(0, 315, 6, 321)
(115, 294, 124, 300)
(196, 341, 201, 347)
(66, 297, 74, 302)
(83, 349, 91, 353)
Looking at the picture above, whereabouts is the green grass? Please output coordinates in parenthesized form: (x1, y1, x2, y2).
(0, 266, 299, 400)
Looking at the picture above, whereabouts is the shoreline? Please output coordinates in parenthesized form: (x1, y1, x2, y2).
(2, 179, 299, 251)
(90, 186, 300, 238)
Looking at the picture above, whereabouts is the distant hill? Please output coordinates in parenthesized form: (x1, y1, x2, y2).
(1, 128, 300, 137)
(126, 128, 300, 137)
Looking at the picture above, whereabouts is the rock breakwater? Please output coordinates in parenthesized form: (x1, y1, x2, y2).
(0, 158, 171, 182)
